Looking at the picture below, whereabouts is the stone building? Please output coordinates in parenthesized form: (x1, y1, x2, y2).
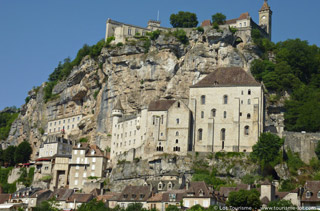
(110, 99, 148, 162)
(146, 100, 192, 156)
(51, 155, 71, 190)
(47, 114, 82, 135)
(39, 136, 72, 158)
(105, 19, 168, 43)
(69, 143, 107, 191)
(183, 181, 215, 208)
(189, 67, 263, 152)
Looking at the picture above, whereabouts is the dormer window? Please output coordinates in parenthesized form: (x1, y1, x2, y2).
(77, 143, 81, 148)
(199, 189, 204, 197)
(168, 182, 173, 189)
(306, 191, 311, 198)
(140, 194, 145, 199)
(91, 150, 95, 155)
(158, 182, 163, 190)
(123, 194, 128, 198)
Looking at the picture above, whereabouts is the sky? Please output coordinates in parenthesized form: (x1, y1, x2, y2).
(0, 0, 319, 110)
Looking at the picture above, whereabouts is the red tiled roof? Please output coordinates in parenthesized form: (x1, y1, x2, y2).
(238, 12, 250, 20)
(118, 186, 152, 202)
(302, 181, 320, 202)
(148, 100, 176, 111)
(190, 67, 260, 88)
(185, 182, 212, 198)
(225, 18, 237, 25)
(85, 144, 104, 157)
(201, 20, 211, 27)
(96, 193, 120, 202)
(147, 193, 163, 202)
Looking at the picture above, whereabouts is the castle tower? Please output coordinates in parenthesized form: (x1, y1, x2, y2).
(112, 98, 123, 124)
(259, 0, 272, 39)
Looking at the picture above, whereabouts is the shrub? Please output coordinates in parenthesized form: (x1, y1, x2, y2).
(196, 26, 204, 33)
(147, 30, 161, 41)
(279, 179, 296, 192)
(79, 138, 88, 143)
(25, 96, 31, 104)
(93, 90, 99, 100)
(173, 29, 188, 44)
(212, 22, 219, 30)
(286, 149, 305, 175)
(116, 42, 123, 47)
(229, 26, 237, 34)
(40, 175, 52, 182)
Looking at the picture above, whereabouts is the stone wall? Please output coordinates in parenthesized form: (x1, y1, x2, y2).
(283, 131, 320, 164)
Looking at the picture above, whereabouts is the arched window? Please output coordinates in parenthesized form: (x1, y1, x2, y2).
(201, 111, 204, 119)
(247, 113, 251, 119)
(158, 182, 163, 190)
(176, 131, 179, 136)
(177, 102, 180, 108)
(221, 129, 226, 141)
(244, 126, 249, 135)
(176, 139, 179, 144)
(248, 99, 251, 105)
(168, 182, 172, 189)
(248, 89, 251, 95)
(223, 111, 227, 119)
(201, 95, 206, 105)
(306, 191, 311, 198)
(223, 95, 228, 104)
(211, 109, 216, 117)
(198, 129, 203, 141)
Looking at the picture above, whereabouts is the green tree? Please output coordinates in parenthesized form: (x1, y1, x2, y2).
(170, 11, 198, 28)
(3, 146, 16, 166)
(14, 141, 32, 164)
(227, 189, 261, 210)
(267, 199, 297, 211)
(166, 205, 180, 211)
(34, 198, 60, 211)
(189, 204, 205, 211)
(77, 199, 107, 211)
(250, 133, 283, 169)
(211, 13, 226, 25)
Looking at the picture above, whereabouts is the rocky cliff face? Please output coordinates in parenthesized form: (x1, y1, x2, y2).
(6, 28, 263, 160)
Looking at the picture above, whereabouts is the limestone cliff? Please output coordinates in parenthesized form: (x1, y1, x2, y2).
(6, 28, 263, 160)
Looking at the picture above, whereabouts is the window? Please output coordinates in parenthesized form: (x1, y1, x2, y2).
(92, 158, 96, 163)
(201, 95, 206, 105)
(306, 191, 311, 198)
(91, 150, 95, 155)
(211, 109, 216, 117)
(241, 100, 243, 104)
(158, 183, 163, 190)
(240, 112, 242, 116)
(168, 182, 172, 189)
(244, 22, 247, 27)
(247, 113, 251, 119)
(75, 180, 78, 185)
(59, 121, 61, 125)
(176, 119, 180, 124)
(221, 129, 226, 141)
(153, 116, 155, 125)
(318, 191, 320, 198)
(248, 89, 251, 95)
(244, 126, 249, 135)
(80, 150, 84, 155)
(160, 133, 163, 136)
(91, 172, 95, 176)
(201, 111, 204, 118)
(161, 115, 164, 124)
(92, 165, 95, 170)
(177, 102, 180, 108)
(198, 129, 203, 140)
(241, 90, 244, 95)
(74, 150, 78, 155)
(85, 158, 88, 164)
(75, 172, 79, 177)
(223, 111, 227, 119)
(176, 131, 179, 136)
(76, 157, 80, 164)
(128, 28, 132, 35)
(223, 95, 228, 104)
(248, 99, 251, 105)
(176, 139, 179, 144)
(239, 23, 242, 27)
(73, 118, 75, 122)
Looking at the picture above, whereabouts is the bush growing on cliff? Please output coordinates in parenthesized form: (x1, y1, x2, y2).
(173, 29, 188, 44)
(0, 109, 19, 140)
(212, 13, 226, 25)
(14, 141, 32, 164)
(170, 11, 198, 28)
(250, 133, 283, 170)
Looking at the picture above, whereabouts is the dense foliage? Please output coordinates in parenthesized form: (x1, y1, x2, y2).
(0, 141, 32, 166)
(0, 108, 19, 140)
(170, 11, 198, 28)
(250, 133, 284, 169)
(211, 13, 226, 25)
(266, 199, 297, 211)
(226, 189, 261, 210)
(251, 31, 320, 132)
(44, 39, 105, 102)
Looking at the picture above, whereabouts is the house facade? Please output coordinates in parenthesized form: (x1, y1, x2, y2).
(189, 67, 263, 152)
(39, 136, 72, 158)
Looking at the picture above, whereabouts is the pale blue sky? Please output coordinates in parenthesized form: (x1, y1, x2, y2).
(0, 0, 319, 110)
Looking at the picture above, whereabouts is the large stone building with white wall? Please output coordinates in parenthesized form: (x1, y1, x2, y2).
(47, 114, 83, 136)
(110, 67, 263, 163)
(39, 136, 72, 158)
(189, 67, 263, 152)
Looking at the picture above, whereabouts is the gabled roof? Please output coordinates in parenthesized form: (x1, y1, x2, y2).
(260, 1, 271, 11)
(302, 181, 320, 202)
(86, 144, 104, 157)
(30, 189, 52, 199)
(148, 100, 176, 111)
(185, 181, 212, 198)
(238, 12, 250, 20)
(118, 186, 152, 202)
(201, 20, 211, 27)
(51, 189, 74, 201)
(261, 196, 270, 205)
(190, 67, 260, 88)
(96, 192, 120, 202)
(67, 193, 93, 203)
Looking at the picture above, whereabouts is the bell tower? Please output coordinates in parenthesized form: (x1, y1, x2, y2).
(259, 0, 272, 39)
